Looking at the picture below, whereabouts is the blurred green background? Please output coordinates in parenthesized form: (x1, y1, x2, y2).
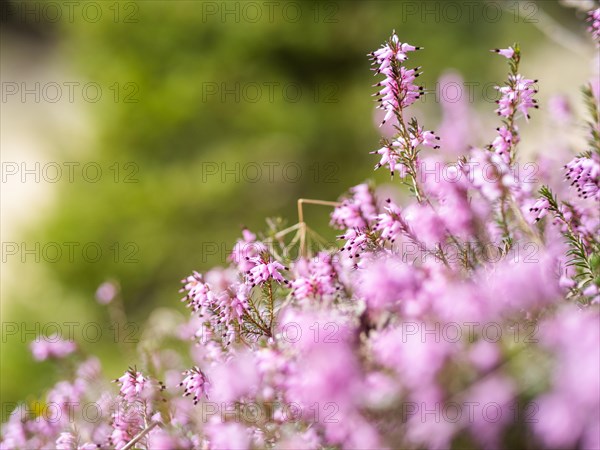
(1, 0, 595, 419)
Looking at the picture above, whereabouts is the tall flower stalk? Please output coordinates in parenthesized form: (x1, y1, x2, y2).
(370, 32, 439, 202)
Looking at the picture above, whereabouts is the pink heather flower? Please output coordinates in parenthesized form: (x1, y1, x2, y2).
(403, 202, 447, 248)
(281, 310, 378, 449)
(375, 198, 405, 243)
(410, 126, 440, 149)
(374, 198, 426, 247)
(528, 197, 550, 223)
(95, 280, 119, 304)
(291, 252, 339, 301)
(276, 307, 352, 355)
(371, 143, 408, 178)
(464, 148, 515, 202)
(78, 444, 98, 450)
(331, 184, 377, 229)
(370, 32, 423, 125)
(493, 46, 515, 59)
(375, 66, 424, 125)
(370, 32, 419, 66)
(230, 228, 267, 272)
(496, 74, 538, 121)
(212, 283, 251, 345)
(181, 271, 252, 345)
(404, 387, 456, 450)
(419, 160, 477, 239)
(371, 127, 440, 178)
(372, 323, 455, 388)
(338, 227, 373, 259)
(465, 375, 516, 448)
(109, 402, 145, 450)
(564, 153, 600, 200)
(179, 366, 209, 405)
(469, 340, 501, 372)
(114, 368, 149, 402)
(477, 250, 562, 316)
(491, 125, 517, 163)
(373, 129, 439, 177)
(534, 308, 600, 448)
(225, 286, 251, 342)
(147, 428, 192, 450)
(255, 347, 290, 398)
(36, 380, 86, 439)
(588, 8, 600, 43)
(363, 371, 401, 408)
(583, 283, 599, 303)
(206, 351, 260, 403)
(230, 283, 252, 318)
(534, 394, 584, 449)
(356, 256, 424, 313)
(559, 274, 576, 289)
(333, 185, 379, 260)
(0, 405, 28, 449)
(76, 357, 102, 381)
(56, 432, 78, 450)
(291, 276, 330, 302)
(30, 335, 77, 361)
(204, 267, 238, 291)
(276, 429, 321, 450)
(47, 379, 85, 412)
(245, 255, 289, 286)
(205, 420, 251, 450)
(180, 271, 212, 313)
(429, 250, 561, 323)
(552, 203, 600, 252)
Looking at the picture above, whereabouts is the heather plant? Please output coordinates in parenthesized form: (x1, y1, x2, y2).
(3, 9, 600, 450)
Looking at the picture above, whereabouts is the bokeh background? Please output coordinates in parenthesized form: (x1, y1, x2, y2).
(1, 0, 597, 420)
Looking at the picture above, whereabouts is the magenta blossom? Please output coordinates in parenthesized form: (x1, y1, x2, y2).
(230, 228, 267, 272)
(330, 183, 377, 229)
(496, 74, 538, 121)
(529, 197, 550, 223)
(370, 32, 423, 125)
(564, 153, 600, 200)
(179, 366, 209, 404)
(30, 335, 76, 361)
(493, 46, 515, 59)
(245, 255, 289, 286)
(291, 252, 339, 302)
(114, 368, 150, 402)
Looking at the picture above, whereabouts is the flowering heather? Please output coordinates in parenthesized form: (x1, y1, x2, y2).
(29, 335, 77, 361)
(3, 16, 600, 450)
(370, 31, 423, 125)
(179, 367, 209, 405)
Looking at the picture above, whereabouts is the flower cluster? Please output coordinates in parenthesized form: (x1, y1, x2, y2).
(291, 252, 340, 302)
(370, 31, 423, 125)
(179, 367, 209, 405)
(114, 368, 152, 402)
(29, 335, 77, 361)
(370, 32, 439, 191)
(3, 22, 600, 450)
(564, 153, 600, 200)
(245, 254, 289, 287)
(496, 73, 538, 120)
